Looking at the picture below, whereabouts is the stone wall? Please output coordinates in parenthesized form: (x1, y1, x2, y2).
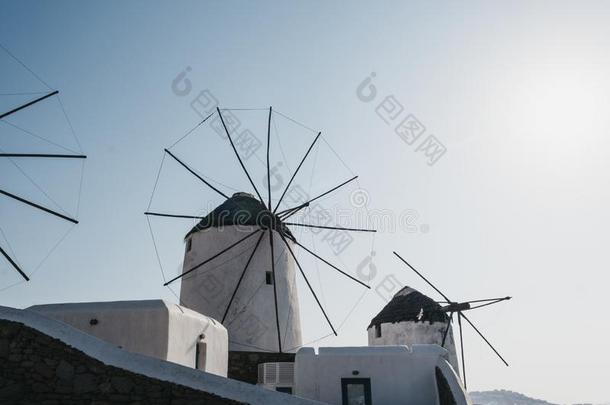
(228, 351, 296, 384)
(0, 319, 244, 405)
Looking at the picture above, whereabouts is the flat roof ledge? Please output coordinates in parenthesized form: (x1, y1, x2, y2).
(298, 344, 447, 357)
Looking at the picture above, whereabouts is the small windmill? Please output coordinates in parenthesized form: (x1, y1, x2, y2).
(0, 44, 86, 282)
(393, 251, 511, 389)
(146, 106, 375, 352)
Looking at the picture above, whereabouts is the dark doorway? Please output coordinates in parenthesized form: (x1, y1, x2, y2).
(341, 378, 372, 405)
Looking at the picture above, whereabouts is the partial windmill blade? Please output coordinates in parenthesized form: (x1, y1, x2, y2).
(393, 251, 452, 303)
(292, 239, 370, 289)
(0, 189, 78, 224)
(144, 212, 205, 220)
(441, 311, 454, 347)
(0, 46, 86, 288)
(278, 204, 308, 219)
(0, 120, 81, 155)
(272, 131, 321, 214)
(222, 231, 266, 323)
(164, 149, 230, 200)
(0, 244, 29, 281)
(0, 153, 86, 159)
(467, 297, 512, 311)
(440, 297, 511, 312)
(164, 228, 262, 286)
(167, 111, 215, 150)
(284, 222, 376, 233)
(266, 106, 273, 210)
(461, 312, 509, 367)
(278, 232, 337, 336)
(268, 229, 283, 353)
(0, 90, 58, 120)
(216, 107, 265, 204)
(457, 312, 467, 390)
(279, 175, 359, 220)
(462, 297, 512, 305)
(149, 152, 263, 223)
(393, 250, 510, 388)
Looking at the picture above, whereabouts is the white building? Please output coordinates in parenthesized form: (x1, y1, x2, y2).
(0, 305, 322, 405)
(293, 345, 470, 405)
(367, 286, 460, 374)
(29, 299, 228, 376)
(180, 192, 302, 353)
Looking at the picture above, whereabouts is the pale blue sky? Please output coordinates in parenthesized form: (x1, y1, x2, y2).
(1, 1, 610, 403)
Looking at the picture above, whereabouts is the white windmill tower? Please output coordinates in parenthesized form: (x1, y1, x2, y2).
(178, 191, 303, 353)
(367, 285, 461, 375)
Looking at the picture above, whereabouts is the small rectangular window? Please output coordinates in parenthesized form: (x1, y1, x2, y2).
(341, 378, 372, 405)
(375, 324, 381, 338)
(186, 238, 192, 252)
(266, 271, 274, 285)
(196, 339, 207, 370)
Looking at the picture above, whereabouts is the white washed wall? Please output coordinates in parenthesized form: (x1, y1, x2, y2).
(294, 345, 471, 405)
(368, 320, 460, 375)
(29, 300, 228, 376)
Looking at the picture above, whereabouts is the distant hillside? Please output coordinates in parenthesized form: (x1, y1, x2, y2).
(470, 390, 558, 405)
(470, 390, 609, 405)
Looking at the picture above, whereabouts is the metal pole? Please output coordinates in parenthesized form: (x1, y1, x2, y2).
(292, 239, 370, 289)
(0, 189, 78, 224)
(278, 232, 337, 336)
(0, 245, 29, 281)
(0, 90, 58, 120)
(0, 153, 86, 159)
(441, 312, 453, 347)
(273, 132, 321, 213)
(164, 228, 261, 286)
(285, 222, 376, 233)
(144, 212, 205, 220)
(458, 312, 466, 390)
(216, 107, 264, 204)
(267, 106, 272, 210)
(279, 176, 358, 220)
(164, 149, 230, 200)
(222, 232, 265, 323)
(393, 251, 452, 302)
(268, 230, 283, 352)
(461, 313, 509, 367)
